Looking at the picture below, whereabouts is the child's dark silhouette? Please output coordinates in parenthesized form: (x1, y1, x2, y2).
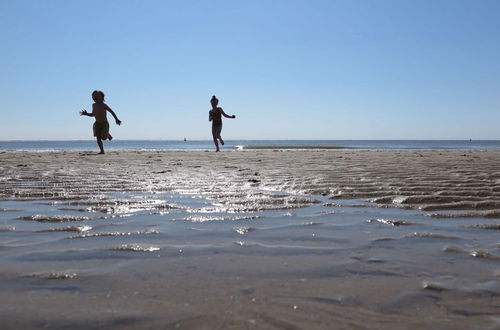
(80, 90, 121, 154)
(208, 95, 235, 152)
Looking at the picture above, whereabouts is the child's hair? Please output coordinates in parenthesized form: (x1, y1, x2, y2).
(210, 95, 219, 107)
(92, 90, 105, 102)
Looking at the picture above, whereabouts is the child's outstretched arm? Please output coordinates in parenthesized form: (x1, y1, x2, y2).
(221, 108, 236, 119)
(79, 110, 93, 117)
(106, 106, 122, 125)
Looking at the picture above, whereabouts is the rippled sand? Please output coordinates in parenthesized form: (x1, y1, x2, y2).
(0, 150, 499, 329)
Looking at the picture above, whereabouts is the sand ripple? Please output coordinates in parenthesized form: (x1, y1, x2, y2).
(24, 271, 77, 279)
(68, 228, 159, 239)
(367, 218, 415, 226)
(407, 232, 461, 239)
(18, 215, 90, 222)
(38, 225, 92, 233)
(443, 245, 500, 260)
(469, 250, 500, 260)
(179, 215, 261, 222)
(467, 223, 500, 230)
(233, 227, 256, 235)
(110, 244, 160, 252)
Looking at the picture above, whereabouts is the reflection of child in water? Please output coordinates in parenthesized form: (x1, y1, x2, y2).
(208, 95, 235, 152)
(80, 90, 122, 154)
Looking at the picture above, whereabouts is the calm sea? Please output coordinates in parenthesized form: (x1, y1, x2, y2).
(0, 140, 499, 151)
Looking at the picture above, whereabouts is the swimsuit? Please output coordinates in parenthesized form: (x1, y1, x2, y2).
(210, 109, 223, 137)
(93, 121, 110, 140)
(212, 122, 222, 138)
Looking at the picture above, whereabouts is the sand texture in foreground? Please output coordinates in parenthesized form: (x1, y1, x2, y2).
(0, 149, 499, 329)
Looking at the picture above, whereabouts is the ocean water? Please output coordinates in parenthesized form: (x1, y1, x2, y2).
(1, 139, 500, 151)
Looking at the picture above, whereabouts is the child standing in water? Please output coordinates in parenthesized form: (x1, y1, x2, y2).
(80, 90, 122, 154)
(209, 95, 235, 152)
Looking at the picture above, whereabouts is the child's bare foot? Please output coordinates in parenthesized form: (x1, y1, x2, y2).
(108, 134, 113, 141)
(98, 151, 105, 154)
(219, 138, 224, 145)
(216, 148, 220, 152)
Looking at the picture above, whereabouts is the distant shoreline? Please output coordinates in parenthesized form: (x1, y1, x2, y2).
(242, 145, 349, 150)
(1, 140, 500, 151)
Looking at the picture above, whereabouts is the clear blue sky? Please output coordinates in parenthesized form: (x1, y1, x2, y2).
(1, 0, 499, 140)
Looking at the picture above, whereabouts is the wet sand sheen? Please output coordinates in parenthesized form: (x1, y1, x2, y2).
(0, 150, 499, 329)
(2, 149, 500, 217)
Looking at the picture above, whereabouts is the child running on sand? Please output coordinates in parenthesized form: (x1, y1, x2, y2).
(80, 90, 122, 154)
(209, 95, 235, 152)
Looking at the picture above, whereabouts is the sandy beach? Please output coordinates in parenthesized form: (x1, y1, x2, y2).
(0, 149, 499, 329)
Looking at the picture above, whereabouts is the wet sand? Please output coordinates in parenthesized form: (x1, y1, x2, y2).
(0, 149, 499, 329)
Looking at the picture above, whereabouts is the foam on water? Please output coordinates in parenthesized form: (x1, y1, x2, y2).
(24, 271, 78, 280)
(110, 244, 160, 252)
(18, 214, 91, 222)
(38, 225, 92, 233)
(68, 229, 160, 239)
(367, 218, 415, 226)
(233, 227, 256, 235)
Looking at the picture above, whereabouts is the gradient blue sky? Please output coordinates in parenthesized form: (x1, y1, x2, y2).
(1, 0, 499, 140)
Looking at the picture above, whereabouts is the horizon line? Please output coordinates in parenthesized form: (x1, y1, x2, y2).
(1, 139, 498, 142)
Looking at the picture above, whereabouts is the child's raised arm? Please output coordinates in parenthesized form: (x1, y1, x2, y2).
(221, 108, 236, 119)
(79, 110, 93, 117)
(106, 105, 122, 125)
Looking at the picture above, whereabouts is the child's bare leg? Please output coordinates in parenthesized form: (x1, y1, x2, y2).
(108, 134, 113, 141)
(219, 136, 224, 145)
(213, 136, 220, 152)
(96, 137, 105, 154)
